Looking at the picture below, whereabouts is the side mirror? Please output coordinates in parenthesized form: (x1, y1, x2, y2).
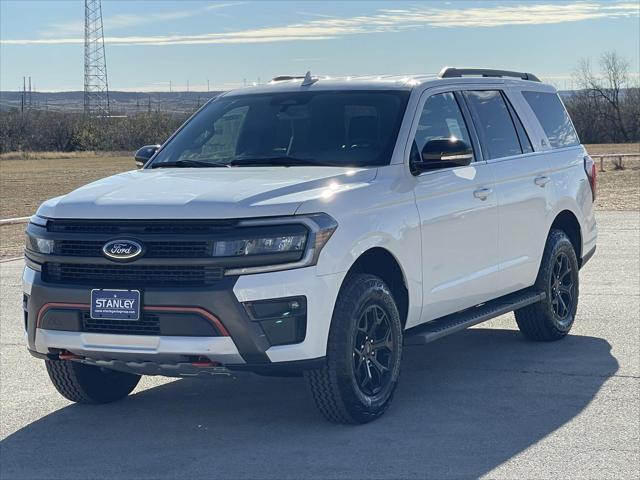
(134, 144, 161, 168)
(412, 138, 473, 174)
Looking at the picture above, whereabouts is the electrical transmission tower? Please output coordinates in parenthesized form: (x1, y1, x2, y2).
(84, 0, 110, 116)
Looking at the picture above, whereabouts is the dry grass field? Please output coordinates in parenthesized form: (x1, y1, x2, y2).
(583, 143, 640, 155)
(585, 143, 640, 211)
(0, 151, 133, 218)
(0, 145, 638, 259)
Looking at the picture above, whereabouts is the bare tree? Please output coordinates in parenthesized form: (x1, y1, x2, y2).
(574, 52, 632, 142)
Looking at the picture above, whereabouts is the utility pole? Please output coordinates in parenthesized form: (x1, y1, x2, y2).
(84, 0, 110, 116)
(207, 79, 210, 92)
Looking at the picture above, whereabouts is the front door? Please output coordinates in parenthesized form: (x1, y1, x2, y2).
(411, 90, 500, 322)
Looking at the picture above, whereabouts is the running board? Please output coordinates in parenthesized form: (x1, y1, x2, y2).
(404, 290, 546, 346)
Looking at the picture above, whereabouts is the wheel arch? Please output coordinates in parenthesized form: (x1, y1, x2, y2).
(340, 247, 409, 329)
(550, 210, 582, 264)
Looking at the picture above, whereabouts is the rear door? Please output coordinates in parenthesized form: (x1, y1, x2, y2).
(462, 88, 554, 295)
(410, 88, 500, 322)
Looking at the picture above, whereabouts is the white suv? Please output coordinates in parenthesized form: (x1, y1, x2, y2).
(23, 68, 597, 423)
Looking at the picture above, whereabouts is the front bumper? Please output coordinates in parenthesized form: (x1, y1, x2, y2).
(23, 265, 342, 375)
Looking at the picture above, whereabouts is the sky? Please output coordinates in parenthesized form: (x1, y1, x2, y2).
(1, 0, 638, 92)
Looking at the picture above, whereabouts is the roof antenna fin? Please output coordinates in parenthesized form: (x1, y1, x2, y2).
(301, 71, 318, 87)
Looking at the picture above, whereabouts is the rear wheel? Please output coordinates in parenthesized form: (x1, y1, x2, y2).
(46, 360, 140, 404)
(305, 274, 403, 424)
(515, 229, 579, 341)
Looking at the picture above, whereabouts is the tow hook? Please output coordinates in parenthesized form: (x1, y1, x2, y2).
(191, 356, 220, 368)
(57, 351, 83, 361)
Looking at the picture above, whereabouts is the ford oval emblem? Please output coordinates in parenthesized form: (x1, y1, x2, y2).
(102, 239, 143, 261)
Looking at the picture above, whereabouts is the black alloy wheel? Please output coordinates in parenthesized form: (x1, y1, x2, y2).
(353, 304, 396, 396)
(549, 251, 577, 327)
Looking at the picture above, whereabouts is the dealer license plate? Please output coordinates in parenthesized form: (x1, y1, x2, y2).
(90, 289, 140, 321)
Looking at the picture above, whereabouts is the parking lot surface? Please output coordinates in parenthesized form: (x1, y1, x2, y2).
(1, 211, 638, 479)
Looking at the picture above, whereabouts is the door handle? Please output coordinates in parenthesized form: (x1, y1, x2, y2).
(473, 187, 493, 200)
(534, 176, 551, 187)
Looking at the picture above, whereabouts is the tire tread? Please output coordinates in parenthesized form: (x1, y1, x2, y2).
(45, 359, 140, 404)
(46, 360, 96, 403)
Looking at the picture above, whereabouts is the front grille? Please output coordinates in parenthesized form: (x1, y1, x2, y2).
(55, 240, 212, 258)
(82, 311, 160, 335)
(48, 219, 237, 235)
(43, 263, 224, 287)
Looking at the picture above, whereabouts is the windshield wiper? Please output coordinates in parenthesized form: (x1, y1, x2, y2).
(150, 159, 228, 169)
(227, 156, 325, 167)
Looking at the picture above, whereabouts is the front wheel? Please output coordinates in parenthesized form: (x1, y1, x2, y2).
(515, 229, 580, 341)
(46, 360, 140, 404)
(305, 274, 403, 424)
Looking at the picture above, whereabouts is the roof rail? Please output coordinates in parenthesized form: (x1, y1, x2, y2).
(438, 67, 541, 82)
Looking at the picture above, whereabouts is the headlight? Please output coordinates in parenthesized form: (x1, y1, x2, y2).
(25, 216, 53, 254)
(214, 232, 307, 257)
(224, 213, 337, 275)
(25, 235, 54, 254)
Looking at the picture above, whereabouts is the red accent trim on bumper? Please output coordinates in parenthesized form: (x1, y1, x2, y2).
(37, 303, 88, 328)
(145, 306, 230, 337)
(36, 303, 230, 336)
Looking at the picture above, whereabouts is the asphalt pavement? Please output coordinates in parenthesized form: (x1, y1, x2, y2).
(1, 211, 638, 479)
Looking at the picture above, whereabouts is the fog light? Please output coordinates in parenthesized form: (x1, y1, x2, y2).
(243, 296, 307, 346)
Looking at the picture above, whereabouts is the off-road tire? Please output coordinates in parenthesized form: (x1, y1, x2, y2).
(515, 229, 579, 341)
(305, 274, 403, 424)
(45, 360, 140, 404)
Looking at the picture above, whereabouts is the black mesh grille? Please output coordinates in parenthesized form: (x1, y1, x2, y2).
(43, 263, 224, 287)
(82, 311, 161, 335)
(55, 241, 103, 257)
(55, 240, 212, 258)
(48, 220, 236, 235)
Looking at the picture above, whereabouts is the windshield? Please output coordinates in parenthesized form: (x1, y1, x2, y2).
(149, 90, 410, 168)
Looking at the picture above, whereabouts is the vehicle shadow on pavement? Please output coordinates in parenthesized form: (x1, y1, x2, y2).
(1, 328, 618, 480)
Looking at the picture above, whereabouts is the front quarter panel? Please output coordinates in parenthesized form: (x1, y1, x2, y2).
(296, 164, 423, 328)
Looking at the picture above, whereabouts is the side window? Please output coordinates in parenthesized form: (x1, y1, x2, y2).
(412, 92, 473, 162)
(522, 91, 580, 148)
(503, 94, 533, 153)
(463, 90, 522, 160)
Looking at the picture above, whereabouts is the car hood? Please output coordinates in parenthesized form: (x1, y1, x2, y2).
(36, 166, 377, 219)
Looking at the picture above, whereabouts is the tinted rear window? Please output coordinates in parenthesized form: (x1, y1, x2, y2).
(463, 90, 522, 160)
(522, 91, 580, 148)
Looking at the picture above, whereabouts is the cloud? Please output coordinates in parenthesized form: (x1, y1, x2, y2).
(39, 2, 245, 38)
(3, 1, 638, 46)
